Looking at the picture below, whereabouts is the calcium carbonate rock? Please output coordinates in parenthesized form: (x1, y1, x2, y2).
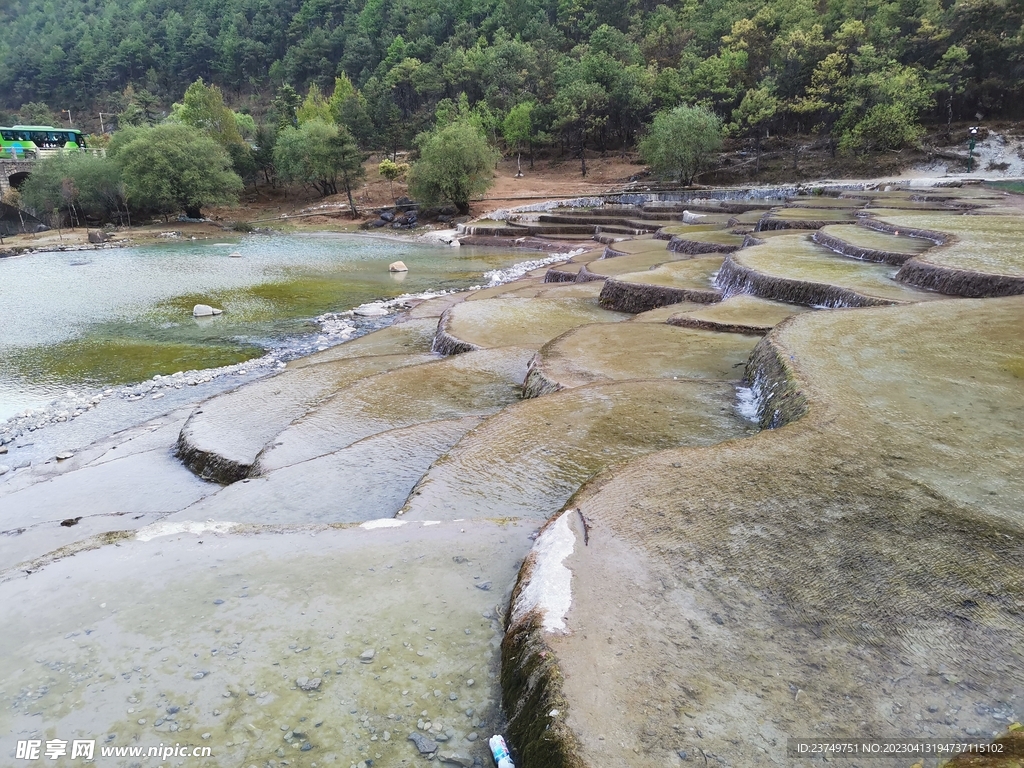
(193, 304, 224, 317)
(389, 260, 409, 272)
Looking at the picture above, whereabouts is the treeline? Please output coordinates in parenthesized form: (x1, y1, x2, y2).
(1, 0, 1021, 161)
(8, 80, 508, 224)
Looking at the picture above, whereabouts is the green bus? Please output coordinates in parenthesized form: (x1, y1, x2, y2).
(0, 125, 88, 159)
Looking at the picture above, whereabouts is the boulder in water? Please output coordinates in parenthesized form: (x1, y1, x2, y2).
(229, 251, 242, 258)
(389, 260, 409, 272)
(193, 304, 224, 317)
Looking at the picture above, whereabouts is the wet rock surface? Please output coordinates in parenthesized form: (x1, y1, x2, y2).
(5, 183, 1024, 768)
(513, 297, 1024, 768)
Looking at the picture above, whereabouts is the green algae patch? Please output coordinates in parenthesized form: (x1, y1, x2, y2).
(2, 336, 263, 389)
(433, 297, 628, 354)
(400, 378, 753, 521)
(669, 294, 809, 334)
(524, 322, 757, 396)
(542, 297, 1024, 767)
(720, 233, 944, 306)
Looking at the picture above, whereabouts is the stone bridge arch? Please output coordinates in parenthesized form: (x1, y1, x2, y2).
(0, 160, 35, 198)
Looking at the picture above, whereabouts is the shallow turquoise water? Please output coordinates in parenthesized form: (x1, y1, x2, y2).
(0, 234, 525, 421)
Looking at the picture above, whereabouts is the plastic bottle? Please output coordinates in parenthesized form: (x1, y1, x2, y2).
(489, 734, 516, 768)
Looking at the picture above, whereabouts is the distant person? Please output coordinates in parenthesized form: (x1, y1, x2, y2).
(9, 146, 19, 160)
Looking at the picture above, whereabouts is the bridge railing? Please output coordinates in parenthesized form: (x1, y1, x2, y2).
(4, 147, 107, 161)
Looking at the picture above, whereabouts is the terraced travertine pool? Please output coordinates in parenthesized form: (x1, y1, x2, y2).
(875, 212, 1024, 276)
(817, 223, 934, 255)
(4, 183, 1023, 768)
(724, 233, 946, 304)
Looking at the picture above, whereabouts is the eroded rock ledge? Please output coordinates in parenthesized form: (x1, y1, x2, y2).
(811, 228, 914, 266)
(598, 277, 721, 313)
(432, 308, 482, 356)
(895, 259, 1024, 298)
(716, 254, 898, 308)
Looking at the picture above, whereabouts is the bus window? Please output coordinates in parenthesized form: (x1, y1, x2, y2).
(0, 131, 12, 141)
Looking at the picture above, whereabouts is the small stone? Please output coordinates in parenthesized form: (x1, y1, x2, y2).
(192, 672, 206, 680)
(438, 752, 474, 767)
(56, 451, 74, 460)
(383, 731, 391, 741)
(296, 676, 322, 691)
(449, 693, 458, 701)
(138, 719, 147, 725)
(408, 732, 437, 754)
(359, 649, 375, 663)
(301, 742, 313, 752)
(389, 261, 409, 273)
(474, 582, 491, 591)
(201, 733, 211, 740)
(466, 679, 474, 687)
(213, 599, 224, 605)
(678, 750, 689, 760)
(466, 732, 478, 742)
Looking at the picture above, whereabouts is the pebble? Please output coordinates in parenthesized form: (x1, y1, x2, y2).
(55, 451, 74, 460)
(475, 582, 491, 591)
(449, 693, 458, 701)
(466, 732, 478, 742)
(192, 672, 206, 680)
(359, 649, 375, 663)
(466, 679, 474, 687)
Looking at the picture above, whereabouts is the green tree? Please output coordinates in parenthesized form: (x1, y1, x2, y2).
(553, 79, 608, 177)
(109, 123, 242, 219)
(20, 153, 127, 225)
(271, 85, 302, 130)
(378, 158, 409, 200)
(639, 105, 723, 185)
(274, 119, 366, 214)
(730, 85, 779, 172)
(19, 102, 58, 125)
(296, 83, 333, 125)
(406, 121, 499, 214)
(172, 79, 245, 150)
(503, 101, 535, 176)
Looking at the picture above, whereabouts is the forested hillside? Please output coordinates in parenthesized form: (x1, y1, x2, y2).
(1, 0, 1022, 156)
